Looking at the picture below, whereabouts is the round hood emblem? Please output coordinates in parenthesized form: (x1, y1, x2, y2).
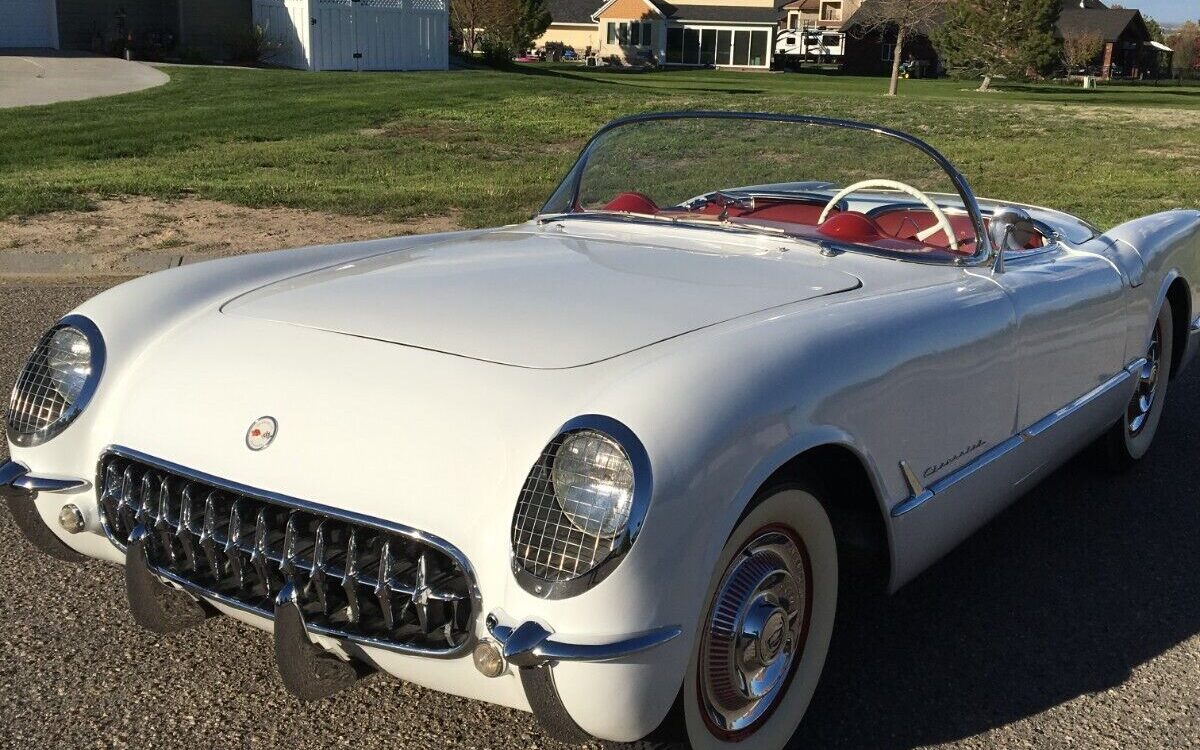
(246, 416, 278, 451)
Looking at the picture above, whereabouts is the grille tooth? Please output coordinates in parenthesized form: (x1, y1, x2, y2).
(199, 491, 223, 579)
(136, 473, 157, 526)
(177, 483, 199, 572)
(118, 466, 139, 536)
(413, 552, 430, 634)
(251, 507, 275, 598)
(342, 529, 362, 625)
(154, 476, 178, 567)
(225, 500, 246, 589)
(98, 453, 474, 654)
(375, 539, 395, 631)
(309, 520, 330, 616)
(280, 513, 300, 584)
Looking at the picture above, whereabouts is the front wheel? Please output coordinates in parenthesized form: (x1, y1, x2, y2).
(676, 485, 838, 749)
(604, 485, 839, 750)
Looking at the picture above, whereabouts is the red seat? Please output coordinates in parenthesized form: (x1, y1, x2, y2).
(817, 212, 884, 243)
(604, 192, 659, 214)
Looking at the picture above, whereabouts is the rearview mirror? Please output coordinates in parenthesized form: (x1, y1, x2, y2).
(989, 206, 1040, 273)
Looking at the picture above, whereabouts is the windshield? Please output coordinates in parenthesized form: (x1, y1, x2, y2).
(541, 113, 989, 263)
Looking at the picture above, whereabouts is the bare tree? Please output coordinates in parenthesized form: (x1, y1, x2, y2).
(451, 0, 514, 56)
(849, 0, 948, 96)
(1062, 30, 1104, 73)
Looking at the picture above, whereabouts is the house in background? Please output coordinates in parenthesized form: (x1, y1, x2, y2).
(0, 0, 449, 72)
(534, 0, 605, 57)
(1057, 1, 1162, 79)
(839, 0, 942, 76)
(536, 0, 780, 69)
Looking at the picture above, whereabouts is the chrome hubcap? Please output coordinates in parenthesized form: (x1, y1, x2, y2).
(699, 529, 810, 738)
(1128, 321, 1162, 436)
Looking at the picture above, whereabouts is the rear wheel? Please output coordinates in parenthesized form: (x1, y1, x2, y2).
(1105, 302, 1173, 468)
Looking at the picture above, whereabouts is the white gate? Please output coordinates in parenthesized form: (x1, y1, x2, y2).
(312, 0, 447, 71)
(314, 0, 359, 70)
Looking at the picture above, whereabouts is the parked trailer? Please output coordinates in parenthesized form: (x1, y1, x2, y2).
(775, 27, 844, 64)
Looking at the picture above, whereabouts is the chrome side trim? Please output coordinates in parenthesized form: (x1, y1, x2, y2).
(0, 460, 89, 494)
(891, 361, 1142, 518)
(1023, 362, 1141, 439)
(486, 614, 681, 667)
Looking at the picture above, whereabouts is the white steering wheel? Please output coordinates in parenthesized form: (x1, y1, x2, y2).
(819, 179, 959, 252)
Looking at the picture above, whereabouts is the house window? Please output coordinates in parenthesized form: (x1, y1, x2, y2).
(684, 28, 700, 64)
(619, 22, 630, 44)
(787, 12, 798, 29)
(608, 22, 617, 44)
(700, 28, 717, 64)
(667, 26, 684, 62)
(631, 21, 641, 45)
(717, 29, 732, 64)
(820, 1, 841, 21)
(749, 30, 768, 65)
(733, 30, 750, 65)
(881, 38, 894, 62)
(634, 21, 652, 47)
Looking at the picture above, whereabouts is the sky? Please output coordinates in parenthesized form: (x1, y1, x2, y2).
(1116, 0, 1200, 24)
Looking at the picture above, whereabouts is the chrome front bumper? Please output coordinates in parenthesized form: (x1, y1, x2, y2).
(3, 457, 684, 742)
(0, 460, 90, 494)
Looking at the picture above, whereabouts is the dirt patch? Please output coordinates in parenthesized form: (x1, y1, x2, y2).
(1137, 146, 1200, 161)
(1037, 103, 1200, 129)
(0, 196, 462, 272)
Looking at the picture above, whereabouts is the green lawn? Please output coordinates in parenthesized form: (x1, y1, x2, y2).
(0, 63, 1197, 229)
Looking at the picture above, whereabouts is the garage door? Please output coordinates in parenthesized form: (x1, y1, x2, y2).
(0, 0, 58, 49)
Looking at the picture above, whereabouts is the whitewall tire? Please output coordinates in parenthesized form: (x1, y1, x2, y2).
(680, 485, 839, 750)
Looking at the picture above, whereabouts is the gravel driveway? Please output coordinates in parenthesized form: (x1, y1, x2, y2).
(1, 282, 1197, 749)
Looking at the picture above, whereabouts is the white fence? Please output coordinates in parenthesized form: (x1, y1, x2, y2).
(254, 0, 448, 71)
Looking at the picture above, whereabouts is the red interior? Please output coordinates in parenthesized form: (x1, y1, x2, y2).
(599, 192, 1046, 256)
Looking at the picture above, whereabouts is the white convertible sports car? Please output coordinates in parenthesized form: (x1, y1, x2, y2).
(3, 112, 1199, 749)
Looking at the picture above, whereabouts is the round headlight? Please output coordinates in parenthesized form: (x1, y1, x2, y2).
(551, 430, 635, 539)
(45, 327, 93, 404)
(511, 417, 651, 599)
(7, 317, 105, 448)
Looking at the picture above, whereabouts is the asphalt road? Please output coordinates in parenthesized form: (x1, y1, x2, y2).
(1, 282, 1197, 749)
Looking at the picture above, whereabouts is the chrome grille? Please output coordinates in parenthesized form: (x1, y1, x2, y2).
(7, 325, 76, 443)
(98, 451, 476, 656)
(511, 436, 620, 583)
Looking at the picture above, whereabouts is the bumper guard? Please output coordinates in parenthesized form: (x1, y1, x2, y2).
(1, 460, 89, 562)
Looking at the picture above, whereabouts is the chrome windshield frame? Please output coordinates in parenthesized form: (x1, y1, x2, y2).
(539, 111, 994, 266)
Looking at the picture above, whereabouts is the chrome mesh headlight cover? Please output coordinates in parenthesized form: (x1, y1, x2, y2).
(510, 415, 652, 599)
(6, 315, 105, 448)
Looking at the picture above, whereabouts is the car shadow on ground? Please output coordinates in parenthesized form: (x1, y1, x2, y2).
(792, 372, 1200, 748)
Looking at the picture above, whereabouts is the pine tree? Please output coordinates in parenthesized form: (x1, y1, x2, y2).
(933, 0, 1063, 91)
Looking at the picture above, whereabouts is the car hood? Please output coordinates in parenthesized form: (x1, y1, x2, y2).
(221, 227, 861, 368)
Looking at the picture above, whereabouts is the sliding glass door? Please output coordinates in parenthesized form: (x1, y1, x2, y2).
(665, 26, 771, 67)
